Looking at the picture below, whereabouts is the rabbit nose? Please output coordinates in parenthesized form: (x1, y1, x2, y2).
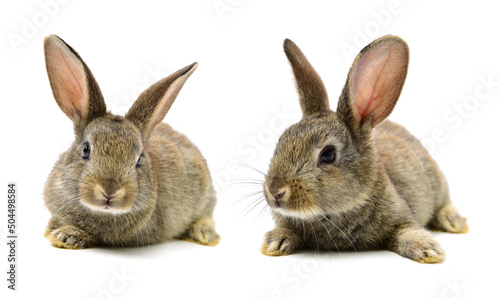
(98, 187, 122, 201)
(98, 178, 123, 201)
(99, 189, 117, 200)
(274, 191, 286, 201)
(264, 179, 289, 207)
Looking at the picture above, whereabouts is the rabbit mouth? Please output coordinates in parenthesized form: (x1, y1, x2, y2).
(80, 198, 128, 214)
(264, 183, 321, 220)
(273, 207, 322, 220)
(80, 185, 132, 214)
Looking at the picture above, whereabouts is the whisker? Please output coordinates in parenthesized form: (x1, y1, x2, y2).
(232, 190, 265, 207)
(318, 216, 341, 255)
(243, 197, 267, 219)
(228, 181, 264, 189)
(256, 203, 271, 225)
(130, 205, 151, 247)
(336, 221, 358, 253)
(234, 194, 266, 221)
(229, 178, 265, 185)
(300, 219, 307, 243)
(309, 221, 320, 254)
(318, 208, 357, 252)
(228, 160, 267, 178)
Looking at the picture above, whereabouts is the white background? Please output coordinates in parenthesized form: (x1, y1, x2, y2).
(1, 1, 499, 297)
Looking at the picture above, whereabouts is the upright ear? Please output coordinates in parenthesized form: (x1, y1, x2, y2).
(44, 35, 107, 134)
(284, 39, 330, 117)
(125, 62, 198, 140)
(337, 35, 409, 131)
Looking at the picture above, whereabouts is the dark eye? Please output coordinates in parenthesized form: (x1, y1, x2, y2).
(136, 154, 144, 167)
(82, 144, 91, 159)
(318, 146, 336, 166)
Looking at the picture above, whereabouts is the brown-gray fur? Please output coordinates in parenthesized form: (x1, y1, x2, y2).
(43, 35, 219, 249)
(261, 35, 467, 263)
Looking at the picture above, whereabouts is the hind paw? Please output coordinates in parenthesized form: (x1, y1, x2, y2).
(431, 204, 469, 233)
(183, 218, 220, 246)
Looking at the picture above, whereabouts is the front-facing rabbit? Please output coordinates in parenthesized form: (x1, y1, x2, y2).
(261, 35, 468, 263)
(43, 35, 219, 249)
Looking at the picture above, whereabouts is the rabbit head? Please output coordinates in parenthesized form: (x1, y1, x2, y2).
(264, 36, 409, 220)
(44, 35, 197, 216)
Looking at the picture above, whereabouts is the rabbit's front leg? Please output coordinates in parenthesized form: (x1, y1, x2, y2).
(261, 227, 302, 256)
(44, 218, 97, 249)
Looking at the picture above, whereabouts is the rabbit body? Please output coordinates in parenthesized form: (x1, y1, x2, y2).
(43, 35, 219, 249)
(262, 36, 467, 263)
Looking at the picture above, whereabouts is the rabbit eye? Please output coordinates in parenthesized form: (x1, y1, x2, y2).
(136, 153, 145, 167)
(82, 144, 91, 159)
(318, 146, 336, 166)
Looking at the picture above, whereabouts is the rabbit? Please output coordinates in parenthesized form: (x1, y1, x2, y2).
(261, 35, 468, 263)
(42, 35, 220, 249)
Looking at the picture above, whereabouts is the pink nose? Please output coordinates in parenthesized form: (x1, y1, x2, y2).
(100, 190, 117, 201)
(274, 191, 286, 201)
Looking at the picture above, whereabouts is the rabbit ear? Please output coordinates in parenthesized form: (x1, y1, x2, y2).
(337, 35, 409, 131)
(284, 39, 329, 117)
(44, 35, 107, 133)
(125, 62, 198, 140)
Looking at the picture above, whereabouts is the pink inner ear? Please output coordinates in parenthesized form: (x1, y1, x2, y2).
(46, 40, 87, 120)
(58, 47, 86, 112)
(349, 39, 408, 127)
(352, 49, 394, 123)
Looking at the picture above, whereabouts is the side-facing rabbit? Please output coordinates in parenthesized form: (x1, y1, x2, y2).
(261, 35, 468, 263)
(43, 35, 219, 249)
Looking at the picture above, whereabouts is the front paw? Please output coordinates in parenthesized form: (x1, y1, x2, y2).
(392, 227, 445, 264)
(262, 228, 302, 256)
(44, 225, 96, 249)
